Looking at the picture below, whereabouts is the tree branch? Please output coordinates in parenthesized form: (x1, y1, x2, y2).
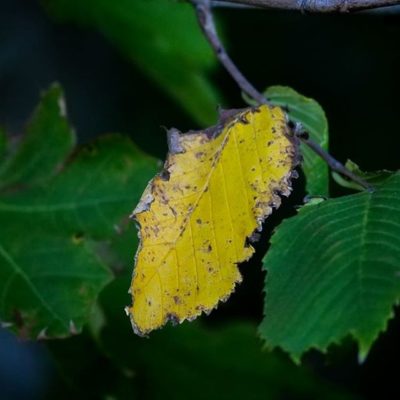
(192, 0, 267, 105)
(294, 129, 372, 190)
(213, 0, 400, 12)
(211, 1, 259, 8)
(192, 0, 374, 191)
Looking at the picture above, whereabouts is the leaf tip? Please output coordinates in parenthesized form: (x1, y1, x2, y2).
(69, 320, 79, 335)
(37, 327, 48, 340)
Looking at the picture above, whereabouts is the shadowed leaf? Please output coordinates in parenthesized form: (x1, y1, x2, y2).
(44, 0, 222, 126)
(0, 84, 75, 190)
(0, 86, 158, 338)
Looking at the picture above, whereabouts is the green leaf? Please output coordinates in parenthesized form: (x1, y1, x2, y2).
(44, 0, 222, 126)
(2, 135, 157, 238)
(260, 172, 400, 361)
(0, 84, 75, 190)
(96, 275, 353, 400)
(264, 86, 329, 196)
(0, 87, 159, 339)
(332, 159, 392, 191)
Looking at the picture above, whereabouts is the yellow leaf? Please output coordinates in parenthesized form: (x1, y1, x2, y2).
(126, 105, 298, 335)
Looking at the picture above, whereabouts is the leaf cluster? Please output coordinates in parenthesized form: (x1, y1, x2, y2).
(1, 1, 400, 399)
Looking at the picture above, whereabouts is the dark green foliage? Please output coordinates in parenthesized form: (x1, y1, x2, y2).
(0, 84, 75, 190)
(261, 173, 400, 361)
(0, 86, 158, 338)
(44, 0, 222, 126)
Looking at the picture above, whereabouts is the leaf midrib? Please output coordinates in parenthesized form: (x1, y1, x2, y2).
(137, 120, 233, 291)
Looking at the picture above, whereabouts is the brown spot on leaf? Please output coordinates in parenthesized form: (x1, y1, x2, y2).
(160, 169, 170, 181)
(72, 232, 84, 245)
(166, 313, 179, 325)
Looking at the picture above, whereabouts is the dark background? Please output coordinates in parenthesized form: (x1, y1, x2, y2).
(1, 0, 399, 398)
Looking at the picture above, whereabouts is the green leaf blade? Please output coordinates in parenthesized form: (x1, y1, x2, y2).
(260, 172, 400, 360)
(0, 135, 159, 238)
(0, 84, 76, 190)
(44, 0, 222, 126)
(0, 86, 159, 339)
(0, 231, 112, 338)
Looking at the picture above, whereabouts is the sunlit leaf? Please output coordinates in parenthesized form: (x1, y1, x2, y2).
(128, 105, 298, 335)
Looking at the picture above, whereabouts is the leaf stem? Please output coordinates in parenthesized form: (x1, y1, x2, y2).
(295, 130, 373, 191)
(191, 0, 373, 192)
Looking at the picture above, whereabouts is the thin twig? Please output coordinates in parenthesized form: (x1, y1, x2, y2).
(214, 0, 400, 12)
(192, 0, 374, 191)
(192, 0, 267, 105)
(295, 130, 372, 190)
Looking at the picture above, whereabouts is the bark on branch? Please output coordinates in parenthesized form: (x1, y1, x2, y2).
(213, 0, 400, 12)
